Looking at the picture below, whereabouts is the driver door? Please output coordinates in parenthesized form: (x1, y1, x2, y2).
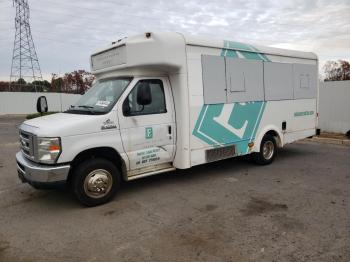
(117, 77, 176, 174)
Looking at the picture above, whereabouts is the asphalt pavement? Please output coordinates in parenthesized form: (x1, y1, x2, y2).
(0, 116, 349, 262)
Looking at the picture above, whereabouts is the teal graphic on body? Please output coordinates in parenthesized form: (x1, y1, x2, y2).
(220, 40, 270, 62)
(193, 42, 268, 154)
(193, 102, 266, 154)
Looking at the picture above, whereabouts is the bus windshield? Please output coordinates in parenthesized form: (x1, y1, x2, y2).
(65, 77, 132, 115)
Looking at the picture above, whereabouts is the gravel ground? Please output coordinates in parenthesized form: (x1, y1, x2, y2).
(0, 116, 349, 262)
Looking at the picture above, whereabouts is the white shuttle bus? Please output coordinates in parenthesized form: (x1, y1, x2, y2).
(16, 32, 318, 206)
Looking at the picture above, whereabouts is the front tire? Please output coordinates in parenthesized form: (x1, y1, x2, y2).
(253, 134, 277, 165)
(72, 158, 121, 206)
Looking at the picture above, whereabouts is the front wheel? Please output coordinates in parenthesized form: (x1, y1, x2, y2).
(72, 158, 121, 206)
(253, 134, 277, 165)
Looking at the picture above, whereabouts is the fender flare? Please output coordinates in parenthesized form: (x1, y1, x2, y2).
(67, 147, 128, 181)
(253, 125, 283, 152)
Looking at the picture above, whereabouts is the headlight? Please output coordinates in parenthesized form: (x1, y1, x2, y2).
(37, 137, 61, 164)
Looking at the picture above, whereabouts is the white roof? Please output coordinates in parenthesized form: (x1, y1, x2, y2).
(93, 32, 317, 60)
(182, 34, 317, 60)
(91, 32, 317, 74)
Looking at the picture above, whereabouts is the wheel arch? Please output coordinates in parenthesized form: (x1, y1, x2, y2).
(254, 125, 282, 152)
(67, 147, 127, 182)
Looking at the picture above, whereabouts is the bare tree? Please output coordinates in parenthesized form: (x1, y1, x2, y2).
(51, 70, 95, 94)
(324, 60, 350, 81)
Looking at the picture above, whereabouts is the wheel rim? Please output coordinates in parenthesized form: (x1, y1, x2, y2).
(262, 141, 274, 160)
(83, 169, 113, 199)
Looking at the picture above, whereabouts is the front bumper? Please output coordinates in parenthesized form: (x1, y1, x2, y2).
(16, 151, 70, 187)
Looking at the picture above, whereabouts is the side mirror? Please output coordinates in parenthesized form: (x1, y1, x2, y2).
(122, 99, 130, 115)
(137, 82, 152, 106)
(36, 96, 48, 113)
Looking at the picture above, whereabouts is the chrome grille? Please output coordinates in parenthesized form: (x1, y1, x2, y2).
(19, 130, 35, 160)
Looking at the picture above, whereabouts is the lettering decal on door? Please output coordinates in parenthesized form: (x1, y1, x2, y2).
(135, 148, 160, 166)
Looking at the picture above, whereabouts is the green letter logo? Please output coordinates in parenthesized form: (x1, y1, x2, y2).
(145, 127, 153, 139)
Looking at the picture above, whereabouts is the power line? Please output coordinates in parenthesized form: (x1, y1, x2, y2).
(0, 8, 175, 38)
(1, 27, 127, 47)
(1, 27, 275, 48)
(0, 7, 321, 46)
(0, 21, 128, 36)
(1, 2, 310, 30)
(1, 7, 293, 48)
(2, 0, 348, 31)
(0, 14, 278, 45)
(1, 30, 112, 48)
(1, 0, 209, 21)
(2, 1, 323, 51)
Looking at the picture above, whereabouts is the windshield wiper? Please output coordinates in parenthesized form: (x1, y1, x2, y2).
(77, 105, 94, 109)
(78, 105, 96, 114)
(72, 105, 96, 114)
(65, 105, 104, 115)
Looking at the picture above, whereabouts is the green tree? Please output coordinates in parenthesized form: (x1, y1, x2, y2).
(32, 80, 51, 92)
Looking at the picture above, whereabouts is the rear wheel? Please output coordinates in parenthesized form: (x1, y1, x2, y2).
(72, 158, 121, 206)
(253, 134, 277, 165)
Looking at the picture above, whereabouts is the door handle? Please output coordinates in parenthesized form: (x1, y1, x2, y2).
(167, 125, 172, 140)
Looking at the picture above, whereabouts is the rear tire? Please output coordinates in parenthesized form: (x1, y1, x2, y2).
(72, 158, 121, 207)
(253, 134, 277, 165)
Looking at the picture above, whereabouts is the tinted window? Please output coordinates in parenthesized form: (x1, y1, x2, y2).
(124, 79, 167, 116)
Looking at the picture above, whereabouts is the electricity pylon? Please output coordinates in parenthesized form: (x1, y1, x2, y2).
(10, 0, 43, 92)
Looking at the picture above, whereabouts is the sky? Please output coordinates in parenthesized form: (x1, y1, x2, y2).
(0, 0, 349, 81)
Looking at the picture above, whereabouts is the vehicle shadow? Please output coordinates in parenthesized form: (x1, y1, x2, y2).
(118, 144, 311, 198)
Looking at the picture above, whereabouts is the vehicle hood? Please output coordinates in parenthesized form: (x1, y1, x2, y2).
(20, 112, 119, 137)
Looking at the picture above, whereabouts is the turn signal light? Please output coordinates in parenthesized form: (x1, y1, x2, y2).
(49, 145, 60, 151)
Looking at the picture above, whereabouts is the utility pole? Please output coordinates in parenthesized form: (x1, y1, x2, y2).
(10, 0, 43, 92)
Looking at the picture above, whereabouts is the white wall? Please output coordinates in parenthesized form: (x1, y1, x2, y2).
(1, 83, 349, 134)
(319, 81, 350, 134)
(0, 92, 81, 115)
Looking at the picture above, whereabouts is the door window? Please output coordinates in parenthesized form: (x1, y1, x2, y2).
(123, 79, 167, 116)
